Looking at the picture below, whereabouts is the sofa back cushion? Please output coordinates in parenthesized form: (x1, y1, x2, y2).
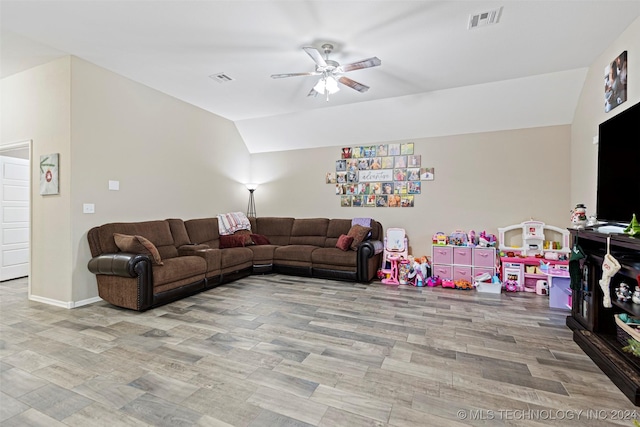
(88, 220, 178, 259)
(290, 218, 329, 246)
(184, 218, 221, 248)
(325, 219, 352, 248)
(253, 217, 295, 246)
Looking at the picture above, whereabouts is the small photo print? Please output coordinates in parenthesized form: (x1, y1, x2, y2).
(326, 172, 336, 184)
(346, 159, 358, 172)
(394, 182, 407, 195)
(388, 143, 401, 156)
(337, 172, 347, 183)
(345, 184, 356, 195)
(420, 167, 435, 181)
(370, 157, 382, 169)
(604, 50, 627, 113)
(352, 195, 363, 207)
(407, 168, 420, 181)
(401, 195, 415, 207)
(401, 143, 414, 155)
(381, 157, 394, 169)
(357, 158, 370, 170)
(371, 182, 382, 194)
(407, 154, 421, 167)
(394, 156, 407, 168)
(341, 196, 352, 207)
(364, 194, 377, 207)
(358, 182, 371, 195)
(381, 182, 394, 195)
(376, 195, 389, 207)
(335, 184, 346, 195)
(353, 147, 363, 158)
(336, 160, 346, 171)
(388, 194, 402, 207)
(408, 181, 421, 194)
(376, 144, 388, 157)
(363, 146, 376, 157)
(347, 171, 358, 183)
(393, 168, 407, 181)
(341, 147, 352, 159)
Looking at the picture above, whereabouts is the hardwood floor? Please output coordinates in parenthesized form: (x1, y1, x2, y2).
(1, 275, 638, 426)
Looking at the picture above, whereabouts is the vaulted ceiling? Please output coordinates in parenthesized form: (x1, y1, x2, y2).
(2, 1, 639, 152)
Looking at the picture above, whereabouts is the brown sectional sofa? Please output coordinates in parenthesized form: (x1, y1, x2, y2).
(87, 216, 383, 311)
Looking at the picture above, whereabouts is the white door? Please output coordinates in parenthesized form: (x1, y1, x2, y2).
(0, 156, 30, 281)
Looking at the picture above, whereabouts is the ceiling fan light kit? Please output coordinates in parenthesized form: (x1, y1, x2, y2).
(271, 43, 381, 101)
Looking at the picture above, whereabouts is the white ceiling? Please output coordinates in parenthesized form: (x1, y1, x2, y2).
(2, 1, 640, 153)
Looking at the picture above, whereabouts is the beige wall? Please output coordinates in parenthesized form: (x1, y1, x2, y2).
(1, 57, 72, 302)
(250, 125, 571, 257)
(571, 17, 639, 216)
(2, 56, 251, 305)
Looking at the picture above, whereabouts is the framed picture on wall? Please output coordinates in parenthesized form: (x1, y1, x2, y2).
(39, 153, 59, 195)
(605, 50, 627, 112)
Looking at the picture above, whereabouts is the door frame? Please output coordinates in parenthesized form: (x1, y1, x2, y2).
(0, 140, 32, 294)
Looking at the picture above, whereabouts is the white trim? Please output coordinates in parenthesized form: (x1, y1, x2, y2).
(28, 294, 102, 309)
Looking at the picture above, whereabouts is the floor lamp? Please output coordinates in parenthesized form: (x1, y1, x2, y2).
(246, 183, 257, 217)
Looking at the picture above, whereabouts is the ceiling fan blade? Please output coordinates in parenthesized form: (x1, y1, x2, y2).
(338, 76, 370, 93)
(303, 46, 327, 67)
(271, 71, 321, 79)
(339, 57, 381, 73)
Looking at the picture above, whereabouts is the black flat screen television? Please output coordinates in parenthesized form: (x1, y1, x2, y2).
(596, 100, 640, 226)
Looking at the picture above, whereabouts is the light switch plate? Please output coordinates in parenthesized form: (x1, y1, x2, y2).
(83, 203, 95, 214)
(108, 180, 120, 190)
(593, 135, 598, 145)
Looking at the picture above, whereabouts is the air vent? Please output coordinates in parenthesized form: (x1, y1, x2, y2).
(209, 73, 234, 83)
(468, 7, 502, 29)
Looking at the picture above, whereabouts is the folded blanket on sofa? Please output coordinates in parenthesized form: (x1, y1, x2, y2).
(217, 212, 251, 235)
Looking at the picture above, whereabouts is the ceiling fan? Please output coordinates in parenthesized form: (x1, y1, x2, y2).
(271, 43, 381, 101)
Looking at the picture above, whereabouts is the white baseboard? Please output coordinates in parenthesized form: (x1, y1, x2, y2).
(28, 294, 103, 309)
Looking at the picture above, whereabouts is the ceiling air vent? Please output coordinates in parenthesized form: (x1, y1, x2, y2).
(468, 7, 502, 29)
(209, 73, 234, 83)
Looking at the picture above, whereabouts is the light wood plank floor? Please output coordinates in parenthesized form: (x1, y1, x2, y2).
(1, 275, 639, 426)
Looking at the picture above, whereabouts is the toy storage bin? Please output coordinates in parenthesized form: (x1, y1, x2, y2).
(452, 247, 472, 265)
(432, 264, 452, 279)
(547, 271, 571, 310)
(432, 246, 453, 264)
(473, 248, 496, 268)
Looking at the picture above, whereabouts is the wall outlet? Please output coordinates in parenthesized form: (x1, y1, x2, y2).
(108, 180, 120, 190)
(593, 135, 598, 145)
(83, 203, 95, 214)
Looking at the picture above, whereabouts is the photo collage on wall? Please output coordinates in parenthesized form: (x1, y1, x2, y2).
(326, 143, 435, 208)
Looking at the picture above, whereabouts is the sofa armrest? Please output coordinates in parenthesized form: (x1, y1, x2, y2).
(87, 252, 152, 277)
(356, 240, 384, 282)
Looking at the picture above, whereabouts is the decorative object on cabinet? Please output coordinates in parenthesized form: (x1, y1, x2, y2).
(624, 214, 640, 237)
(570, 203, 588, 229)
(566, 228, 640, 405)
(498, 220, 570, 257)
(433, 232, 448, 246)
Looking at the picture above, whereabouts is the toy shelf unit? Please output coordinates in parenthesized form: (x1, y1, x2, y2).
(431, 245, 499, 284)
(498, 220, 570, 293)
(498, 220, 570, 257)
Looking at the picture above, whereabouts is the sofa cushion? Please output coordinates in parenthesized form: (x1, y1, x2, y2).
(312, 247, 358, 268)
(347, 224, 372, 250)
(273, 245, 317, 265)
(113, 233, 164, 265)
(290, 218, 329, 246)
(254, 217, 295, 246)
(250, 234, 270, 245)
(93, 220, 178, 259)
(219, 234, 246, 248)
(234, 229, 254, 245)
(335, 234, 354, 251)
(184, 218, 220, 247)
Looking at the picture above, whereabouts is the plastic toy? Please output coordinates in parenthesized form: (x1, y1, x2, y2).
(426, 275, 442, 287)
(478, 231, 497, 247)
(433, 232, 448, 246)
(449, 230, 468, 246)
(381, 254, 401, 285)
(441, 278, 455, 288)
(473, 272, 492, 288)
(454, 280, 473, 290)
(408, 256, 429, 287)
(504, 280, 518, 292)
(468, 230, 477, 247)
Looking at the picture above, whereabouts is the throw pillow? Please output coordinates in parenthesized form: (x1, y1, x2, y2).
(250, 234, 271, 245)
(347, 224, 372, 250)
(234, 229, 254, 245)
(219, 234, 246, 249)
(113, 233, 164, 265)
(335, 234, 354, 251)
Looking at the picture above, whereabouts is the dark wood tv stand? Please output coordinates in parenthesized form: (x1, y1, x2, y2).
(566, 228, 640, 405)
